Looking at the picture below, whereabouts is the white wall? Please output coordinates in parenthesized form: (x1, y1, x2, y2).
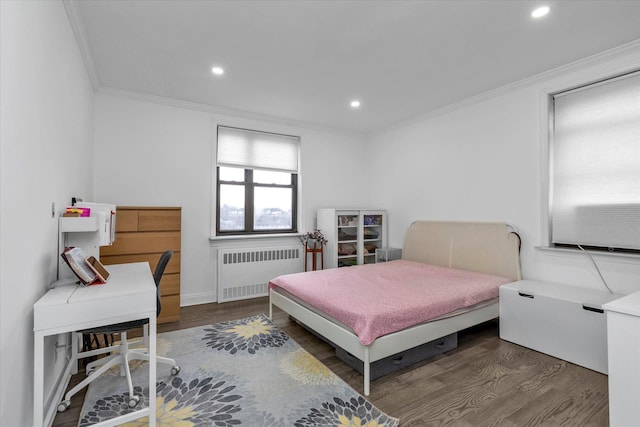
(0, 1, 95, 425)
(367, 45, 640, 295)
(93, 91, 369, 304)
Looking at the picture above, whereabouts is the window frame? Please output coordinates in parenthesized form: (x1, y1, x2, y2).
(546, 69, 640, 254)
(214, 125, 300, 237)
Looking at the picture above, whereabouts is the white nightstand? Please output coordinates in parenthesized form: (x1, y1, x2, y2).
(375, 247, 402, 263)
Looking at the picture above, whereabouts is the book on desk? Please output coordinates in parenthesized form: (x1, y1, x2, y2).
(61, 247, 110, 285)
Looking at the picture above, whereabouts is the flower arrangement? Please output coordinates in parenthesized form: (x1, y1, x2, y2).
(300, 229, 328, 247)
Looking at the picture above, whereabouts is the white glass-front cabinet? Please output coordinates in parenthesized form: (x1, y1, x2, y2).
(317, 209, 387, 268)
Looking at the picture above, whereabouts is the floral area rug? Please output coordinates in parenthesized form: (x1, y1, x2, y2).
(78, 314, 399, 426)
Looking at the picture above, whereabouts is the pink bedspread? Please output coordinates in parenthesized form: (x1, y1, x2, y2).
(269, 259, 512, 345)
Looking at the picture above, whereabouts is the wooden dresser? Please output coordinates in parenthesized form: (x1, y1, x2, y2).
(100, 206, 181, 324)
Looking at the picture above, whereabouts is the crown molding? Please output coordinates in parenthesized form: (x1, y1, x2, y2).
(373, 38, 640, 137)
(63, 0, 100, 90)
(97, 87, 365, 139)
(62, 1, 640, 139)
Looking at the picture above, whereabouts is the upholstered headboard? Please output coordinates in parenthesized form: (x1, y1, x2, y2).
(402, 221, 522, 281)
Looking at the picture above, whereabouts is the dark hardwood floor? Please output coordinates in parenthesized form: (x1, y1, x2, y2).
(52, 298, 609, 426)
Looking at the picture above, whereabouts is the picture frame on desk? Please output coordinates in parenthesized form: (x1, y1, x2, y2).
(86, 256, 110, 283)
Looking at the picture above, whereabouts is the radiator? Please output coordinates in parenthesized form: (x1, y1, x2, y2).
(217, 246, 303, 302)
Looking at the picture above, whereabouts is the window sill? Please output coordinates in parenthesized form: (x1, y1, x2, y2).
(536, 245, 640, 261)
(209, 233, 302, 242)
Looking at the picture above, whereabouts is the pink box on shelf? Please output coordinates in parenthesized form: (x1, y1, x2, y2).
(66, 207, 91, 217)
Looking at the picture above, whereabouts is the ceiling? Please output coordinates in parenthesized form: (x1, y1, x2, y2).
(74, 0, 640, 134)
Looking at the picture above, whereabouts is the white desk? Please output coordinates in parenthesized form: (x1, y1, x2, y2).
(603, 291, 640, 427)
(33, 262, 157, 427)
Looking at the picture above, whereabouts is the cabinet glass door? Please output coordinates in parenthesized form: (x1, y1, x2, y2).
(362, 214, 383, 265)
(337, 214, 358, 267)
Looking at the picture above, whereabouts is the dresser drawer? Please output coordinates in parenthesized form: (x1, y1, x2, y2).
(138, 209, 181, 232)
(159, 273, 180, 297)
(115, 210, 139, 232)
(158, 294, 180, 323)
(101, 231, 181, 256)
(100, 252, 180, 276)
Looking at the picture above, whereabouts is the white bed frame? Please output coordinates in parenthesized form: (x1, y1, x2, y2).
(269, 220, 521, 396)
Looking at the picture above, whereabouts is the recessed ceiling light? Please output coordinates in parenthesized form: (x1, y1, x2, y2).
(531, 6, 550, 18)
(211, 66, 224, 75)
(350, 100, 361, 108)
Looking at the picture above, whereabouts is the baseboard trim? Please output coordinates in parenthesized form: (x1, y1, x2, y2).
(181, 292, 218, 307)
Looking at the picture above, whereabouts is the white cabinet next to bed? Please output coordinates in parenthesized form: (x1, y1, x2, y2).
(317, 209, 387, 269)
(500, 280, 622, 374)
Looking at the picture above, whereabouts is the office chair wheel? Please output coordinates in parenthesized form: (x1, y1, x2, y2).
(57, 400, 70, 413)
(128, 395, 140, 408)
(171, 365, 181, 375)
(86, 368, 95, 376)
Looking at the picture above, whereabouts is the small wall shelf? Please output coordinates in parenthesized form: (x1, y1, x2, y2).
(59, 216, 99, 233)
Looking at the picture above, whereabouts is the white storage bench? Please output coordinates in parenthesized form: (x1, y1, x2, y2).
(500, 280, 622, 374)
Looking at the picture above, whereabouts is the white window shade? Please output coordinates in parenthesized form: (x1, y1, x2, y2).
(217, 126, 299, 173)
(551, 72, 640, 250)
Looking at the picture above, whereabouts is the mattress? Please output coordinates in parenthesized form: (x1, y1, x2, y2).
(269, 259, 512, 345)
(272, 285, 498, 340)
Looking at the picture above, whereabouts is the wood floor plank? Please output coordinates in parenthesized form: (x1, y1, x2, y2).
(506, 370, 609, 426)
(398, 382, 498, 426)
(460, 362, 562, 426)
(507, 386, 609, 427)
(373, 369, 448, 412)
(52, 298, 609, 426)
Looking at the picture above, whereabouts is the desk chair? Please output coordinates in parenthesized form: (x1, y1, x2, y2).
(57, 251, 180, 412)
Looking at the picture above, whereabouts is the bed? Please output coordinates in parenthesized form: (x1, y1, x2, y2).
(269, 220, 521, 395)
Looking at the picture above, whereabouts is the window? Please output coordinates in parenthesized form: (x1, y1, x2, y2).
(549, 71, 640, 252)
(216, 126, 299, 235)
